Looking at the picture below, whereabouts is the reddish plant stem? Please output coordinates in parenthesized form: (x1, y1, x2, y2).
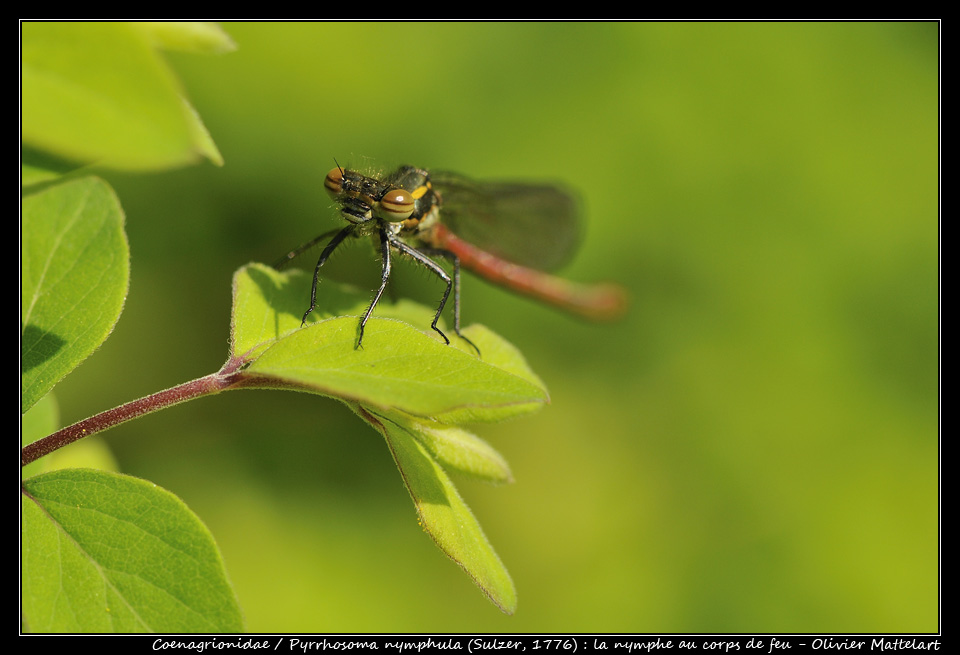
(22, 359, 248, 467)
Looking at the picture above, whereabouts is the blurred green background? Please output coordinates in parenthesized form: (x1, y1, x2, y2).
(48, 22, 938, 632)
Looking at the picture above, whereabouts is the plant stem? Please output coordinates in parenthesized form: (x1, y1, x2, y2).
(21, 358, 249, 467)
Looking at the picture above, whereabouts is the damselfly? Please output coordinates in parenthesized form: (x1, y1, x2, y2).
(275, 164, 626, 354)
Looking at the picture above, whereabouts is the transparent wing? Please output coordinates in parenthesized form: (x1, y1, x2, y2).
(431, 172, 581, 272)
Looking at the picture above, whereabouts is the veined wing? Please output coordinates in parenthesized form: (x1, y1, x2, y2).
(431, 172, 581, 272)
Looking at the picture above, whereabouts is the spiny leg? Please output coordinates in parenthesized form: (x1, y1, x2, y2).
(393, 238, 481, 356)
(357, 226, 393, 348)
(302, 226, 355, 325)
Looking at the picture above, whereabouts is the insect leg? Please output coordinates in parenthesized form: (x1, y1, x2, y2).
(273, 227, 345, 270)
(416, 247, 467, 335)
(302, 226, 355, 325)
(357, 227, 393, 348)
(393, 239, 480, 356)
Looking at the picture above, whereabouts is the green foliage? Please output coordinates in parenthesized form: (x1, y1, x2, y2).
(22, 469, 244, 632)
(21, 21, 546, 632)
(226, 264, 549, 613)
(21, 22, 226, 171)
(235, 265, 547, 421)
(21, 177, 129, 414)
(359, 406, 517, 613)
(21, 21, 938, 633)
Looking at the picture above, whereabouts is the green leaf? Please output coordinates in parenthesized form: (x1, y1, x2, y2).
(231, 263, 537, 613)
(21, 177, 130, 414)
(356, 406, 517, 614)
(131, 21, 237, 54)
(182, 96, 225, 167)
(21, 147, 82, 187)
(248, 317, 547, 419)
(430, 323, 550, 424)
(233, 263, 549, 420)
(21, 469, 243, 633)
(21, 22, 223, 170)
(386, 410, 513, 484)
(230, 264, 355, 358)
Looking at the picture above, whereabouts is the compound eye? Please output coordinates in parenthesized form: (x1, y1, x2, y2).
(323, 167, 344, 197)
(378, 188, 415, 221)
